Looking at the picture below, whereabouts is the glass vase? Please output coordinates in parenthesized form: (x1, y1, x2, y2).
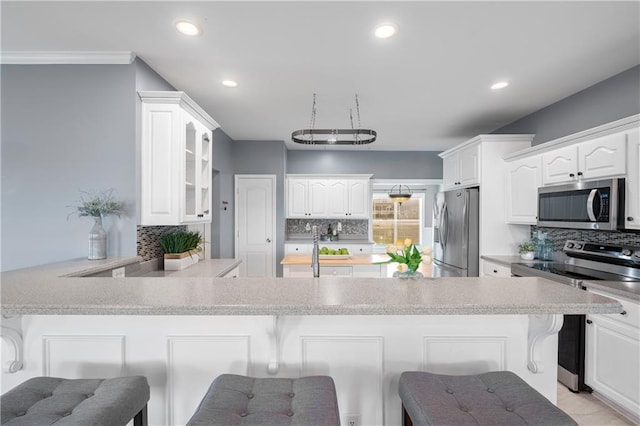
(88, 215, 107, 260)
(393, 268, 424, 279)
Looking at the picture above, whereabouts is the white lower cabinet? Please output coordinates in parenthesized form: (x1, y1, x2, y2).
(481, 260, 511, 278)
(283, 264, 383, 278)
(285, 243, 373, 255)
(585, 289, 640, 423)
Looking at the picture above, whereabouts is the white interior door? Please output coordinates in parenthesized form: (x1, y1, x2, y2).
(235, 175, 276, 277)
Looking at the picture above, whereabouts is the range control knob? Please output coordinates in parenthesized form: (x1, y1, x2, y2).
(622, 248, 633, 257)
(566, 242, 575, 249)
(574, 244, 583, 250)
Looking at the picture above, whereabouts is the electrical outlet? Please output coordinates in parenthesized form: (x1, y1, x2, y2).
(111, 267, 125, 278)
(345, 414, 360, 426)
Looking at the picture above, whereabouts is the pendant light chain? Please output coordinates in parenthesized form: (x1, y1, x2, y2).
(308, 93, 317, 145)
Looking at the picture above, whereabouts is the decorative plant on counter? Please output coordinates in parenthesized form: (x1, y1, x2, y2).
(377, 238, 433, 278)
(68, 189, 125, 219)
(518, 241, 537, 254)
(159, 230, 203, 254)
(68, 189, 125, 260)
(518, 241, 537, 260)
(160, 230, 203, 271)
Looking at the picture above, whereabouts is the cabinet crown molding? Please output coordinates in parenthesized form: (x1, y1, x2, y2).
(0, 51, 136, 64)
(439, 134, 535, 158)
(138, 91, 220, 130)
(286, 174, 373, 179)
(503, 114, 640, 161)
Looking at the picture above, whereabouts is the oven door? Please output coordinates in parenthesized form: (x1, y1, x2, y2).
(537, 179, 619, 230)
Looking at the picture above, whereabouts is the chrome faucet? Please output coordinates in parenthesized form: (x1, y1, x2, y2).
(311, 225, 320, 277)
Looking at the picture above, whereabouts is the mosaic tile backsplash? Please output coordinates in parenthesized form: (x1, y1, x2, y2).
(531, 226, 640, 251)
(137, 225, 187, 261)
(287, 219, 368, 239)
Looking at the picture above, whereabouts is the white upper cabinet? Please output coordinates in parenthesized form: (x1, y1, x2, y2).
(542, 132, 626, 185)
(286, 175, 371, 219)
(506, 155, 542, 224)
(626, 128, 640, 230)
(441, 144, 480, 190)
(139, 91, 219, 225)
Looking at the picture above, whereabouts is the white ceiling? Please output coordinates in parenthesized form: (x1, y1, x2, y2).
(2, 1, 639, 151)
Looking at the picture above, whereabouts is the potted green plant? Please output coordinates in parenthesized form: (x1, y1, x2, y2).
(68, 189, 124, 260)
(159, 230, 203, 270)
(518, 241, 537, 260)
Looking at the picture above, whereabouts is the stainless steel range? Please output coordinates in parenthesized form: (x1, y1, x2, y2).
(511, 240, 640, 392)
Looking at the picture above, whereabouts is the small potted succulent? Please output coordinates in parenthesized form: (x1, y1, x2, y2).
(518, 241, 537, 260)
(159, 230, 203, 270)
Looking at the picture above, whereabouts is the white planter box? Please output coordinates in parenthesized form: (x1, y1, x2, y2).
(164, 251, 200, 270)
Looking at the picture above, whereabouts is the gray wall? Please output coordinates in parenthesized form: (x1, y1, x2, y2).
(212, 129, 236, 259)
(493, 65, 640, 145)
(234, 140, 287, 276)
(286, 150, 443, 178)
(1, 64, 137, 271)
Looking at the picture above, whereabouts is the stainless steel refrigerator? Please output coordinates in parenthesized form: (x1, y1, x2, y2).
(432, 187, 479, 277)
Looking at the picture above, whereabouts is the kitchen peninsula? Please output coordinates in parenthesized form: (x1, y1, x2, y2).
(1, 259, 621, 426)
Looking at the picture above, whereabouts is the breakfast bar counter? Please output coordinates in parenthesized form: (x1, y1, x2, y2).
(0, 260, 622, 426)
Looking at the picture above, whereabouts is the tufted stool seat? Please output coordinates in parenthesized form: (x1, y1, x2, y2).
(187, 374, 340, 425)
(1, 376, 150, 426)
(399, 371, 577, 426)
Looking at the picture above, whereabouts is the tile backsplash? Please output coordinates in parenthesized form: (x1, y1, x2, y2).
(531, 226, 640, 251)
(287, 219, 368, 239)
(137, 225, 186, 261)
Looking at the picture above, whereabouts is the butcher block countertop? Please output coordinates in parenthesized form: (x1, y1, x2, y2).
(281, 254, 390, 266)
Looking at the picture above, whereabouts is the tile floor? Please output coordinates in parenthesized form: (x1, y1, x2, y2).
(556, 383, 637, 425)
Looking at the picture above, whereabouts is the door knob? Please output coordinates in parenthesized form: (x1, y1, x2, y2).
(266, 238, 271, 243)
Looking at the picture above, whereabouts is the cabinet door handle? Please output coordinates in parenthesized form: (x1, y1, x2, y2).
(620, 310, 627, 316)
(628, 217, 634, 221)
(493, 270, 498, 273)
(569, 173, 575, 178)
(266, 238, 271, 243)
(577, 171, 583, 176)
(586, 319, 593, 324)
(197, 214, 204, 217)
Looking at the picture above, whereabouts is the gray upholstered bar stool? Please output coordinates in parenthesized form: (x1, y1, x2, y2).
(187, 374, 341, 425)
(399, 371, 577, 426)
(1, 376, 150, 426)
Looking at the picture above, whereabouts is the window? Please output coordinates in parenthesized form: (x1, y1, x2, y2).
(372, 193, 423, 248)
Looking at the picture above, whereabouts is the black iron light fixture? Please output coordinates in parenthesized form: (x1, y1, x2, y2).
(291, 94, 377, 145)
(388, 185, 412, 204)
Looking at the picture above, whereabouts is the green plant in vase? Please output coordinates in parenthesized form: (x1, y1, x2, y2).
(68, 189, 124, 260)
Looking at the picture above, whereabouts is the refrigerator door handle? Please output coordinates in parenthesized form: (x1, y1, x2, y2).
(441, 204, 449, 249)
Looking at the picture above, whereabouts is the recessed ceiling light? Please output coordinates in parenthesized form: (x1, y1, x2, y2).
(222, 80, 238, 88)
(374, 23, 398, 39)
(491, 81, 509, 90)
(175, 20, 201, 36)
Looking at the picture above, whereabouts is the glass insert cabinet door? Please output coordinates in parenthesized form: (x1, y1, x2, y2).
(183, 112, 212, 223)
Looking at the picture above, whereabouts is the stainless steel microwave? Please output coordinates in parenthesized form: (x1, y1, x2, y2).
(537, 178, 624, 230)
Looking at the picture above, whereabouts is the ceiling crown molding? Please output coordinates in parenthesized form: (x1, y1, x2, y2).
(0, 51, 136, 65)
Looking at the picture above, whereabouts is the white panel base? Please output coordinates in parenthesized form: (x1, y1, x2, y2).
(2, 314, 560, 426)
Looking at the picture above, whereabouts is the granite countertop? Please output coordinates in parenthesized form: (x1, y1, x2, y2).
(481, 255, 640, 301)
(0, 257, 622, 316)
(132, 259, 241, 278)
(481, 255, 546, 267)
